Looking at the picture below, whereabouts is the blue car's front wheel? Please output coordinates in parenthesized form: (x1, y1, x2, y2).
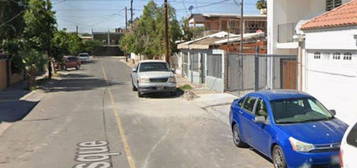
(272, 145, 287, 168)
(232, 124, 248, 147)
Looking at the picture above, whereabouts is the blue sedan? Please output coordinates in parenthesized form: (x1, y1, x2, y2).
(229, 90, 348, 168)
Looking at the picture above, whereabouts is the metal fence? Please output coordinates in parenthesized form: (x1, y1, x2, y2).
(207, 53, 222, 78)
(226, 53, 298, 93)
(190, 52, 199, 71)
(182, 52, 189, 77)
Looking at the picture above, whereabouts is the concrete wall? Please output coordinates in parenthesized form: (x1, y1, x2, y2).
(205, 76, 225, 93)
(0, 60, 7, 90)
(305, 27, 357, 50)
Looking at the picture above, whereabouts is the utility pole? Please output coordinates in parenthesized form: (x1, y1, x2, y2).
(130, 0, 133, 24)
(76, 25, 79, 34)
(125, 7, 128, 30)
(239, 0, 244, 53)
(164, 0, 170, 63)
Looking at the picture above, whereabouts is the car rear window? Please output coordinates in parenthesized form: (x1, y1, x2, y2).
(347, 123, 357, 148)
(68, 57, 78, 61)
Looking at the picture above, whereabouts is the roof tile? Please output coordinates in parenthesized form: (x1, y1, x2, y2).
(301, 0, 357, 30)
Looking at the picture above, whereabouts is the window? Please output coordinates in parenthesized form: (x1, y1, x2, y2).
(326, 0, 342, 11)
(238, 97, 245, 107)
(256, 99, 268, 118)
(343, 52, 352, 60)
(347, 123, 357, 147)
(270, 98, 333, 124)
(314, 52, 321, 59)
(333, 52, 341, 60)
(139, 62, 169, 72)
(323, 53, 330, 60)
(243, 97, 257, 113)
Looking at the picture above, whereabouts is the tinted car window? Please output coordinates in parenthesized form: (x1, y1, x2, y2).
(271, 98, 333, 124)
(139, 62, 169, 72)
(238, 97, 245, 107)
(256, 99, 268, 117)
(67, 57, 78, 61)
(242, 97, 256, 113)
(347, 123, 357, 148)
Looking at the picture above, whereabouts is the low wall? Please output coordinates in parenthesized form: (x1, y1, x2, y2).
(205, 76, 224, 93)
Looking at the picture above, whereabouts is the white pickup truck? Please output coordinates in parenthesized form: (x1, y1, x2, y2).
(131, 60, 176, 97)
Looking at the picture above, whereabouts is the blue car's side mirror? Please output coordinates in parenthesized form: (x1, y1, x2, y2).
(329, 109, 336, 116)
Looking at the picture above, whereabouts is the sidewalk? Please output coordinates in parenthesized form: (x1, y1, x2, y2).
(0, 80, 47, 136)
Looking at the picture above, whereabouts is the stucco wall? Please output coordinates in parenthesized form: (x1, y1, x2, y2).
(304, 27, 357, 50)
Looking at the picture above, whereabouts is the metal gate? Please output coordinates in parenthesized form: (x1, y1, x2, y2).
(226, 53, 297, 92)
(182, 52, 188, 77)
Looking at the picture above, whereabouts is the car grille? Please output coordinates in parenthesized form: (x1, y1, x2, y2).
(310, 143, 340, 153)
(150, 78, 168, 83)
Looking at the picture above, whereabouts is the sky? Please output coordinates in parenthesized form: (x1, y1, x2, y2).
(51, 0, 260, 33)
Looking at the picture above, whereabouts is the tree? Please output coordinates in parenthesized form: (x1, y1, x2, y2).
(256, 0, 267, 10)
(23, 0, 56, 79)
(120, 0, 182, 59)
(82, 40, 102, 54)
(0, 0, 26, 43)
(180, 18, 205, 41)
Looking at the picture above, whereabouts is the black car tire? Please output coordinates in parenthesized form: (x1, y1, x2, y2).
(272, 145, 287, 168)
(75, 66, 80, 70)
(232, 124, 248, 147)
(138, 91, 143, 98)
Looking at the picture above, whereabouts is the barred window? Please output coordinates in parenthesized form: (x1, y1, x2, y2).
(326, 0, 342, 11)
(314, 52, 321, 59)
(343, 52, 352, 60)
(333, 53, 341, 60)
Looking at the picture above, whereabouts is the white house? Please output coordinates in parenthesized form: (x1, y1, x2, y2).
(300, 0, 357, 125)
(268, 0, 357, 124)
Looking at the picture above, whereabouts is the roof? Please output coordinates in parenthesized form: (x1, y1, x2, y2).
(301, 0, 357, 30)
(139, 60, 167, 63)
(177, 31, 233, 49)
(189, 13, 266, 19)
(214, 32, 265, 44)
(249, 90, 312, 101)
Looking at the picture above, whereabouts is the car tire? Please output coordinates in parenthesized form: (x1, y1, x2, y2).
(272, 145, 287, 168)
(138, 91, 143, 98)
(76, 66, 80, 70)
(232, 124, 248, 147)
(132, 83, 137, 91)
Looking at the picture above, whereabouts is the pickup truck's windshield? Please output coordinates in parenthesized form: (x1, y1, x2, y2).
(271, 98, 333, 124)
(139, 62, 169, 72)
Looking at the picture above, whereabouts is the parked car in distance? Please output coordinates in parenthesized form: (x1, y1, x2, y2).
(64, 56, 81, 70)
(229, 90, 348, 168)
(78, 53, 91, 63)
(340, 121, 357, 168)
(131, 60, 176, 97)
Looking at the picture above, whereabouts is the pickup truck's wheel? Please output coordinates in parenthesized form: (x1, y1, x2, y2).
(138, 91, 143, 97)
(232, 124, 248, 147)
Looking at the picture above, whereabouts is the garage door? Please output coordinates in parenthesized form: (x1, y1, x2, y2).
(305, 51, 357, 125)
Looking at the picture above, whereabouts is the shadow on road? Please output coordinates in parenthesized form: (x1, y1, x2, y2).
(41, 73, 125, 92)
(141, 88, 185, 99)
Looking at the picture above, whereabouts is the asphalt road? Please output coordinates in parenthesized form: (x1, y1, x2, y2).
(0, 57, 273, 168)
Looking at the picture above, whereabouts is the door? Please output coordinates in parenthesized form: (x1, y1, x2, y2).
(249, 98, 272, 156)
(281, 59, 297, 89)
(239, 96, 258, 144)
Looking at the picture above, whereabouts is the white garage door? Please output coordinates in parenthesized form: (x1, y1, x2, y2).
(305, 51, 357, 125)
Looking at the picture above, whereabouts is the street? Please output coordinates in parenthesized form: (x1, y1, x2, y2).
(0, 57, 273, 168)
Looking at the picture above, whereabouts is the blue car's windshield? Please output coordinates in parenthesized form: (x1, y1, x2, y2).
(271, 98, 333, 124)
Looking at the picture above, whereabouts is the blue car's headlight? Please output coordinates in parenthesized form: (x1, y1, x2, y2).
(289, 137, 315, 152)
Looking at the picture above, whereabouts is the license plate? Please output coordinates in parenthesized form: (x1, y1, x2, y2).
(157, 86, 164, 90)
(331, 155, 340, 164)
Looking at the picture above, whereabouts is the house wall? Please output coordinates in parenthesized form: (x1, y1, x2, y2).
(303, 27, 357, 125)
(305, 27, 357, 50)
(0, 60, 7, 90)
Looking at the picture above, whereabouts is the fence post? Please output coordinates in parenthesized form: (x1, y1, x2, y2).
(255, 46, 260, 91)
